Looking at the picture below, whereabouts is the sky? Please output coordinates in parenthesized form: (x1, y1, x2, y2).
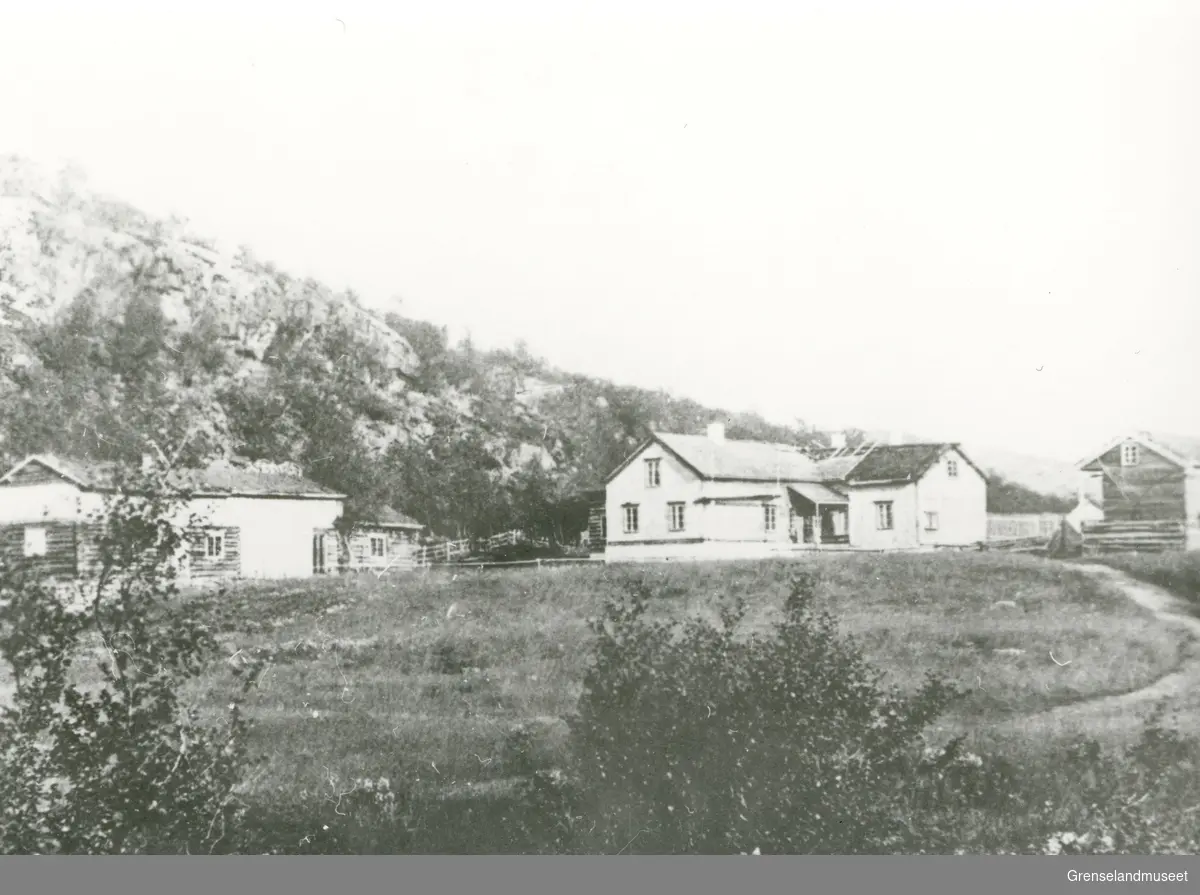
(1, 0, 1197, 463)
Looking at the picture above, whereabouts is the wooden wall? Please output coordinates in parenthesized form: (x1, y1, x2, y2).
(0, 521, 79, 578)
(1082, 443, 1187, 522)
(343, 527, 420, 571)
(587, 501, 606, 552)
(186, 526, 242, 581)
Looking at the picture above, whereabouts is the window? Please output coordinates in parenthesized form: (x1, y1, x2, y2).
(206, 533, 224, 559)
(875, 501, 894, 531)
(1121, 443, 1140, 467)
(23, 526, 46, 558)
(644, 458, 661, 488)
(947, 459, 959, 478)
(764, 504, 777, 532)
(370, 535, 387, 558)
(623, 504, 640, 534)
(668, 502, 686, 532)
(925, 511, 940, 531)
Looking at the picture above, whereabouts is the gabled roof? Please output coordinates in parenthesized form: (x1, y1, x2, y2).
(842, 444, 986, 485)
(1077, 433, 1200, 470)
(0, 454, 345, 499)
(604, 432, 820, 484)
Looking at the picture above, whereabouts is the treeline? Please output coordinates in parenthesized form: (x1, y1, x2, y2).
(985, 474, 1074, 515)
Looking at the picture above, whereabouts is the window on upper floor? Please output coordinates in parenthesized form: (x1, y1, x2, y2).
(645, 458, 661, 488)
(947, 459, 959, 477)
(1121, 443, 1140, 467)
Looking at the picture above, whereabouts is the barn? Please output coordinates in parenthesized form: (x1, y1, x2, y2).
(0, 454, 346, 582)
(1076, 433, 1200, 552)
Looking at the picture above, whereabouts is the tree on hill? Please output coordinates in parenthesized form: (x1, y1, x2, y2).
(986, 473, 1074, 514)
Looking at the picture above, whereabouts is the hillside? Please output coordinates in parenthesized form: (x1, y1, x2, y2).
(0, 157, 1077, 537)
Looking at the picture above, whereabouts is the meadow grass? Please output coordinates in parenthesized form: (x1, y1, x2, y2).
(1089, 551, 1200, 611)
(168, 552, 1184, 815)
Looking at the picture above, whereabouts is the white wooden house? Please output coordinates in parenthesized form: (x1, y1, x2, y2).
(0, 454, 345, 582)
(601, 423, 988, 563)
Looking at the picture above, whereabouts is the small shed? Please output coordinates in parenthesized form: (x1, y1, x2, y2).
(339, 506, 425, 573)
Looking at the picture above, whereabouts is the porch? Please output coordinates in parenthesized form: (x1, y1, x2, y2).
(786, 483, 850, 546)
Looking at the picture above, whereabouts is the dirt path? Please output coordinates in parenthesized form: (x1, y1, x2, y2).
(989, 562, 1200, 741)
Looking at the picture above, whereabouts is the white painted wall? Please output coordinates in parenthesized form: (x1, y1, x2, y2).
(0, 480, 343, 579)
(1065, 499, 1104, 533)
(915, 449, 988, 546)
(847, 483, 919, 550)
(0, 481, 88, 524)
(604, 440, 794, 548)
(1186, 470, 1200, 551)
(605, 442, 703, 546)
(185, 496, 343, 578)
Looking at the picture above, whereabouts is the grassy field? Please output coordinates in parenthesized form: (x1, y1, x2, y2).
(1089, 551, 1200, 610)
(161, 553, 1186, 828)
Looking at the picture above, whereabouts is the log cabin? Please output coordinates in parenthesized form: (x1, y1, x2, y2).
(0, 454, 346, 582)
(1076, 432, 1200, 552)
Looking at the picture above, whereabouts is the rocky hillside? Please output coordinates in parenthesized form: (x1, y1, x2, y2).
(0, 156, 417, 375)
(0, 157, 1077, 538)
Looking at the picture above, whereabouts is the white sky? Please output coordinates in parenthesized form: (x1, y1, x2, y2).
(2, 0, 1197, 463)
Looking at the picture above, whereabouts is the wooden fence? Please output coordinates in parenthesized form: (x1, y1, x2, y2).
(409, 529, 554, 567)
(987, 513, 1063, 544)
(1080, 520, 1188, 554)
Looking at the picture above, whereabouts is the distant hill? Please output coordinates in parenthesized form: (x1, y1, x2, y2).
(962, 444, 1079, 501)
(857, 430, 1079, 504)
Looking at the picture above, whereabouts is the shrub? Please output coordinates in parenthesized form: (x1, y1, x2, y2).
(1033, 702, 1200, 855)
(0, 469, 259, 854)
(561, 569, 960, 854)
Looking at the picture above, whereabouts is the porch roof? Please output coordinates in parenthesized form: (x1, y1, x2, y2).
(786, 482, 848, 511)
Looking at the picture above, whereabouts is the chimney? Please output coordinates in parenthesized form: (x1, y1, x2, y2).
(707, 421, 726, 444)
(829, 431, 847, 451)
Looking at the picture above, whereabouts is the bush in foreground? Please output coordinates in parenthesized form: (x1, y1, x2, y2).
(560, 569, 960, 854)
(0, 473, 259, 854)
